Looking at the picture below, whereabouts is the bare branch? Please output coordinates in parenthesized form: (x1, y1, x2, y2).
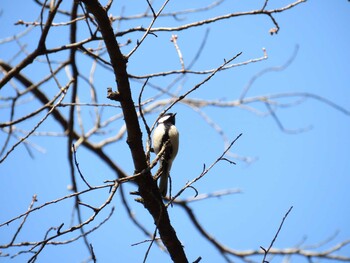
(116, 0, 307, 37)
(168, 133, 242, 204)
(0, 0, 64, 89)
(0, 81, 71, 163)
(128, 49, 265, 79)
(126, 0, 172, 58)
(8, 195, 37, 246)
(72, 144, 93, 189)
(1, 1, 349, 262)
(171, 34, 185, 70)
(261, 206, 293, 262)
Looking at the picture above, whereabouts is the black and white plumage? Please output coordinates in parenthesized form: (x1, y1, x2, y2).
(152, 113, 179, 197)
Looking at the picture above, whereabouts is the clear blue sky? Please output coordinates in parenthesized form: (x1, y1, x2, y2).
(1, 1, 350, 262)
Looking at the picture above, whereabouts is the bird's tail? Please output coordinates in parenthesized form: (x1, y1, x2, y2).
(158, 160, 172, 197)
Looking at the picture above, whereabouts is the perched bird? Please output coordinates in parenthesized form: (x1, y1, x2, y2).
(152, 113, 179, 197)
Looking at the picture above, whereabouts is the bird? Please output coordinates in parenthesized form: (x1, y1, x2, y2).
(152, 113, 179, 197)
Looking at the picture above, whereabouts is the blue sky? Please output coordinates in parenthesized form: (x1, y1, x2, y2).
(1, 1, 350, 262)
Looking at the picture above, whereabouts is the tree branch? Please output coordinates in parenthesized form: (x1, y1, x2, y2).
(80, 0, 189, 262)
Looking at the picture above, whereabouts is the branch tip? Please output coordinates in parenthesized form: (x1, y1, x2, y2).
(57, 223, 64, 234)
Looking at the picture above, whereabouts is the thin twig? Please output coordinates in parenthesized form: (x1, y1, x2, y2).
(168, 133, 242, 205)
(143, 227, 158, 263)
(163, 52, 242, 114)
(0, 81, 71, 163)
(171, 35, 185, 70)
(127, 0, 172, 58)
(72, 144, 93, 189)
(9, 195, 37, 245)
(261, 206, 293, 263)
(138, 78, 152, 162)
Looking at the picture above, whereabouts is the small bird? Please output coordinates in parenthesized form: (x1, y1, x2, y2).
(152, 113, 179, 197)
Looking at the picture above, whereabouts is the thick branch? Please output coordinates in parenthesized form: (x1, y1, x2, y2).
(79, 1, 188, 262)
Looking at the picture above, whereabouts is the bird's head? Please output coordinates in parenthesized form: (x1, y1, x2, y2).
(157, 113, 176, 125)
